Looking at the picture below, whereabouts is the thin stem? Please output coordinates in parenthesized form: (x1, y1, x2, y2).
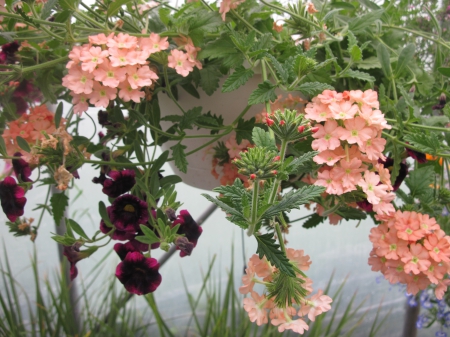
(383, 132, 450, 158)
(275, 218, 287, 254)
(268, 139, 288, 203)
(247, 179, 260, 236)
(230, 8, 264, 37)
(382, 24, 450, 51)
(385, 118, 450, 132)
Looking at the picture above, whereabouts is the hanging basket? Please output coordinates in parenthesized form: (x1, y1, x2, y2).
(159, 76, 263, 191)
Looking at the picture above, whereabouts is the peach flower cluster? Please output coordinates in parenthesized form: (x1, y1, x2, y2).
(369, 210, 450, 299)
(2, 104, 58, 157)
(240, 250, 332, 334)
(305, 89, 395, 217)
(62, 32, 167, 113)
(211, 133, 251, 186)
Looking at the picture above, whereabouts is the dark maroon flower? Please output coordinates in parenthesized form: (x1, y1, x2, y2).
(108, 194, 149, 233)
(379, 157, 408, 191)
(92, 152, 110, 185)
(115, 252, 162, 295)
(114, 241, 141, 261)
(175, 237, 194, 256)
(102, 169, 136, 198)
(172, 210, 202, 257)
(0, 41, 19, 64)
(432, 94, 446, 110)
(0, 176, 26, 222)
(357, 199, 373, 212)
(98, 110, 111, 126)
(100, 218, 135, 241)
(63, 242, 84, 280)
(405, 147, 427, 163)
(10, 96, 28, 115)
(12, 152, 32, 185)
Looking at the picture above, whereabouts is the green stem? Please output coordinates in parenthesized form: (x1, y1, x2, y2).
(268, 139, 288, 203)
(382, 24, 450, 51)
(247, 179, 260, 236)
(383, 131, 450, 158)
(230, 8, 264, 36)
(275, 217, 287, 254)
(385, 118, 450, 132)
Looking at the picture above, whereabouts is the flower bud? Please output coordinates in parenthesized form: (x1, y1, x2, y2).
(266, 118, 275, 126)
(311, 126, 319, 133)
(250, 173, 257, 180)
(279, 120, 285, 126)
(297, 125, 305, 133)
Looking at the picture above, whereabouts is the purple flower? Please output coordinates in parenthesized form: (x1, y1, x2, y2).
(115, 252, 162, 295)
(0, 41, 19, 64)
(12, 152, 32, 185)
(405, 147, 427, 164)
(108, 194, 149, 233)
(100, 218, 135, 241)
(63, 242, 88, 281)
(435, 330, 447, 337)
(0, 177, 26, 222)
(102, 169, 136, 198)
(380, 157, 408, 191)
(172, 210, 202, 257)
(114, 241, 141, 261)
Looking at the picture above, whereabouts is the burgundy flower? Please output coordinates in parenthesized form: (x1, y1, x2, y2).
(175, 237, 194, 256)
(108, 194, 149, 233)
(357, 199, 373, 213)
(100, 218, 135, 241)
(114, 241, 141, 261)
(63, 242, 84, 280)
(172, 210, 202, 257)
(379, 157, 408, 191)
(115, 252, 162, 295)
(12, 152, 32, 185)
(102, 169, 136, 198)
(0, 176, 26, 222)
(0, 41, 19, 64)
(405, 148, 427, 163)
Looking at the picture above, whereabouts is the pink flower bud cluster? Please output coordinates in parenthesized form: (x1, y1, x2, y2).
(305, 89, 395, 217)
(62, 32, 167, 114)
(369, 210, 450, 299)
(2, 104, 59, 158)
(240, 250, 332, 334)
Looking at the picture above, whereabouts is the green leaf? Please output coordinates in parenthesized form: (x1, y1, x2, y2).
(350, 45, 362, 62)
(51, 234, 76, 246)
(235, 117, 255, 144)
(396, 84, 414, 107)
(107, 0, 132, 17)
(0, 136, 6, 155)
(170, 142, 188, 173)
(138, 224, 160, 244)
(99, 201, 113, 228)
(248, 81, 277, 105)
(438, 67, 450, 77)
(296, 82, 334, 96)
(54, 101, 63, 129)
(302, 214, 324, 229)
(16, 136, 31, 153)
(377, 43, 392, 79)
(202, 193, 246, 220)
(134, 138, 145, 163)
(199, 66, 222, 96)
(262, 185, 325, 219)
(424, 6, 441, 38)
(264, 54, 289, 83)
(198, 36, 236, 59)
(404, 133, 441, 155)
(395, 44, 415, 77)
(179, 107, 202, 130)
(285, 152, 318, 174)
(348, 9, 384, 32)
(66, 218, 89, 240)
(340, 69, 375, 82)
(41, 0, 58, 19)
(255, 233, 295, 277)
(405, 167, 434, 199)
(159, 175, 182, 187)
(356, 56, 381, 70)
(222, 66, 254, 93)
(152, 150, 169, 173)
(50, 193, 68, 225)
(252, 127, 277, 152)
(335, 207, 367, 220)
(390, 142, 401, 185)
(330, 2, 355, 10)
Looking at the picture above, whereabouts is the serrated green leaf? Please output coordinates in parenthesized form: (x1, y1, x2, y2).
(405, 166, 434, 199)
(396, 84, 414, 107)
(54, 101, 63, 129)
(16, 136, 31, 153)
(252, 127, 277, 151)
(377, 43, 392, 79)
(198, 36, 236, 59)
(160, 115, 183, 123)
(170, 142, 188, 173)
(41, 0, 58, 19)
(404, 133, 441, 155)
(356, 56, 381, 70)
(335, 207, 367, 220)
(302, 214, 324, 229)
(395, 44, 415, 77)
(286, 152, 318, 174)
(248, 81, 277, 105)
(296, 82, 334, 96)
(199, 66, 222, 96)
(180, 107, 202, 130)
(264, 54, 289, 83)
(350, 45, 362, 62)
(341, 69, 375, 82)
(235, 117, 255, 144)
(66, 218, 89, 240)
(261, 185, 325, 219)
(222, 66, 254, 93)
(202, 193, 246, 221)
(256, 233, 295, 277)
(50, 193, 68, 225)
(107, 0, 132, 16)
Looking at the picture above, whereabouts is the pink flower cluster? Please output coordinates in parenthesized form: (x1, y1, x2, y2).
(369, 210, 450, 299)
(2, 104, 58, 157)
(219, 0, 246, 21)
(305, 89, 395, 217)
(62, 32, 166, 113)
(240, 250, 332, 334)
(167, 38, 202, 77)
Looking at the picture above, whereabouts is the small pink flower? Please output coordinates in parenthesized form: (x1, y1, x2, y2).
(243, 291, 269, 326)
(93, 59, 127, 88)
(80, 46, 109, 73)
(167, 49, 194, 77)
(338, 117, 373, 147)
(304, 102, 331, 122)
(88, 82, 117, 108)
(328, 101, 358, 120)
(219, 0, 245, 21)
(141, 33, 169, 53)
(118, 82, 145, 103)
(311, 119, 341, 151)
(126, 65, 158, 89)
(107, 32, 138, 49)
(401, 243, 431, 274)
